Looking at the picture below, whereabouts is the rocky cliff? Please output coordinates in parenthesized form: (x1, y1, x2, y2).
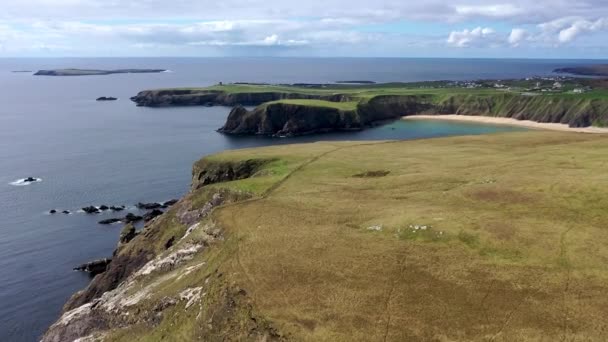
(130, 89, 352, 107)
(42, 159, 277, 342)
(217, 94, 608, 136)
(218, 103, 363, 136)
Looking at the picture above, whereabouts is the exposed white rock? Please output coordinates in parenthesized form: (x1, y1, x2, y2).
(136, 244, 204, 277)
(180, 287, 204, 309)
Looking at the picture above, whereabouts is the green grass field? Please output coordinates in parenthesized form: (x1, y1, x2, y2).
(93, 131, 608, 341)
(193, 80, 608, 102)
(264, 99, 359, 111)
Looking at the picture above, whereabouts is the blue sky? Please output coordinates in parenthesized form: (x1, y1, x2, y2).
(1, 1, 608, 58)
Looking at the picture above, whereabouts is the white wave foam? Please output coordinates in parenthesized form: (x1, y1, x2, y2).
(10, 178, 42, 186)
(162, 69, 173, 73)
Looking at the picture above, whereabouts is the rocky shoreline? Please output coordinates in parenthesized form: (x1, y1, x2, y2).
(42, 158, 260, 341)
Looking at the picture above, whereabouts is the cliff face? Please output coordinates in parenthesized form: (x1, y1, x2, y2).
(43, 158, 280, 342)
(218, 103, 362, 136)
(130, 89, 352, 107)
(217, 94, 608, 136)
(431, 94, 608, 128)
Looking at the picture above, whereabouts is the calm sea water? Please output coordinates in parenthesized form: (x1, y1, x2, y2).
(0, 57, 604, 341)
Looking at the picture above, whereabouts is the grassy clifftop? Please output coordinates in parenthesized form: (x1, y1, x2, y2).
(44, 131, 608, 341)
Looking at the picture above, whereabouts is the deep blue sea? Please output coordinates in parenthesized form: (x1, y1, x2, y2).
(0, 57, 605, 341)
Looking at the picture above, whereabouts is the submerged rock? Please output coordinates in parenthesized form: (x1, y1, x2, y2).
(24, 177, 37, 182)
(98, 218, 122, 225)
(73, 258, 112, 276)
(62, 210, 71, 215)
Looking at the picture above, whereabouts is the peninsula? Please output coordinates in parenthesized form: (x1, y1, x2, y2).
(554, 64, 608, 77)
(34, 68, 167, 76)
(43, 131, 608, 341)
(131, 78, 608, 136)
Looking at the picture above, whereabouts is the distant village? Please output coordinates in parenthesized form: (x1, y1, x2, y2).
(430, 76, 593, 95)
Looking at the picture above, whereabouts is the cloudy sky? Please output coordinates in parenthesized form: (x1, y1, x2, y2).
(1, 0, 608, 58)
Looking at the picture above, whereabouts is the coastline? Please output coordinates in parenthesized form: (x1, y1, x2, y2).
(403, 115, 608, 134)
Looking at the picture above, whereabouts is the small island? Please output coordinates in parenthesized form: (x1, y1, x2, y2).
(34, 68, 167, 76)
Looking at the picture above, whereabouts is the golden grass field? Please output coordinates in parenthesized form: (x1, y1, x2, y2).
(101, 131, 608, 341)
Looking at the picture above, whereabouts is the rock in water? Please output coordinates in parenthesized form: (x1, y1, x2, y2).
(49, 210, 57, 214)
(73, 258, 112, 276)
(124, 213, 143, 223)
(98, 218, 122, 225)
(137, 202, 163, 210)
(110, 206, 125, 212)
(82, 206, 100, 214)
(99, 205, 109, 211)
(96, 97, 118, 101)
(163, 199, 179, 207)
(143, 209, 164, 222)
(62, 210, 71, 215)
(24, 177, 37, 182)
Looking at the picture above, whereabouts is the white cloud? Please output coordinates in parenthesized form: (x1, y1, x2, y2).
(538, 17, 608, 43)
(447, 27, 495, 47)
(454, 4, 523, 18)
(508, 28, 527, 46)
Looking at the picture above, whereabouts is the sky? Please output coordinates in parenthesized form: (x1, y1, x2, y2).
(1, 0, 608, 58)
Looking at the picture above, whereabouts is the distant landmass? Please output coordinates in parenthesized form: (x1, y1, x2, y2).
(34, 68, 167, 76)
(335, 80, 377, 84)
(554, 65, 608, 77)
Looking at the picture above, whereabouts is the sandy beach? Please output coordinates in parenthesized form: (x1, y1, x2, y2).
(403, 115, 608, 134)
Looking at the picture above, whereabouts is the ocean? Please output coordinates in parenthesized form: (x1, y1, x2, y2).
(0, 57, 603, 341)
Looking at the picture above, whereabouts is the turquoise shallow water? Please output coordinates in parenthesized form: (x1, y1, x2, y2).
(1, 57, 600, 341)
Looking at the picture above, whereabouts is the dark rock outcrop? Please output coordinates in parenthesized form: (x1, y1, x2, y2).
(192, 158, 271, 190)
(119, 224, 137, 244)
(143, 209, 164, 222)
(110, 206, 125, 212)
(98, 218, 122, 225)
(96, 97, 118, 101)
(124, 213, 143, 223)
(163, 199, 179, 207)
(73, 258, 112, 276)
(137, 202, 162, 210)
(82, 206, 100, 214)
(49, 210, 57, 214)
(218, 103, 362, 137)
